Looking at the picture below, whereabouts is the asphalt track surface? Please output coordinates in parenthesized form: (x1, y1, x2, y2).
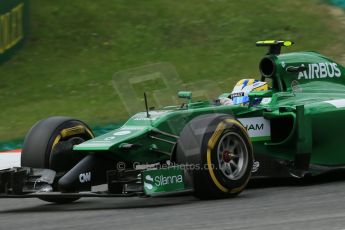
(2, 174, 345, 230)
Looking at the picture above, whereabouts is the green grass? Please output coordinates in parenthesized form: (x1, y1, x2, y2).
(1, 0, 345, 141)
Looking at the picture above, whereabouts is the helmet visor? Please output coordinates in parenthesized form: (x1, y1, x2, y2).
(232, 95, 250, 105)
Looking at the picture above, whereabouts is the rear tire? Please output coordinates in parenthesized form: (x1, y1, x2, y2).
(176, 114, 253, 199)
(21, 116, 94, 203)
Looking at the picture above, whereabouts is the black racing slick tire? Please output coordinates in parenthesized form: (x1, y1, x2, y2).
(176, 114, 253, 199)
(21, 116, 94, 203)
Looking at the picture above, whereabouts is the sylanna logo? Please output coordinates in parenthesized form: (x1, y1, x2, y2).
(144, 175, 154, 190)
(144, 174, 183, 190)
(154, 174, 183, 186)
(298, 62, 341, 80)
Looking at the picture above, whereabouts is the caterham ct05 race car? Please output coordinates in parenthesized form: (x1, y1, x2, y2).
(1, 40, 345, 203)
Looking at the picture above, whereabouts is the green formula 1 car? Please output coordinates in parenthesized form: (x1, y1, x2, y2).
(1, 40, 345, 203)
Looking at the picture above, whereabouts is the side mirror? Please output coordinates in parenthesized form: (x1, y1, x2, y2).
(178, 91, 192, 103)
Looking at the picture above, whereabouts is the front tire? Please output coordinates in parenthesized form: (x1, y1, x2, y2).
(21, 116, 94, 203)
(176, 114, 253, 199)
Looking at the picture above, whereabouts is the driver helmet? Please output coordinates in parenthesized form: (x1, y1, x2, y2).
(230, 79, 268, 106)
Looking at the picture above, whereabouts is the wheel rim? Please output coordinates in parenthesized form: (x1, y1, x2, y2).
(217, 132, 248, 180)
